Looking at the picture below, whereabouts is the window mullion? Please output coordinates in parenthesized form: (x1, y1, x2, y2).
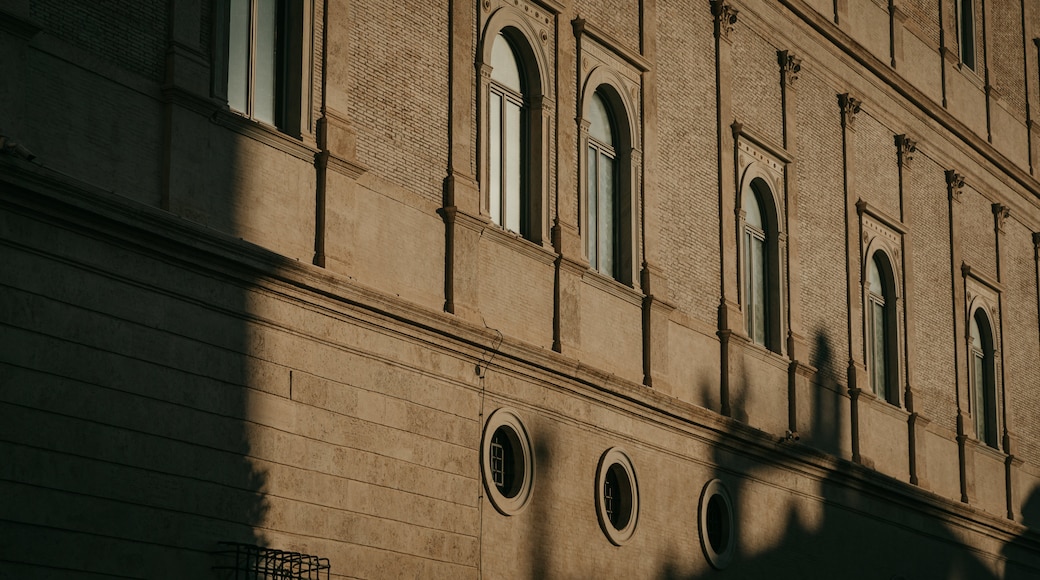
(247, 0, 257, 117)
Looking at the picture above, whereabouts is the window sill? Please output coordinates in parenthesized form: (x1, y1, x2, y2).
(482, 224, 556, 266)
(863, 392, 909, 420)
(742, 339, 789, 372)
(582, 268, 642, 307)
(970, 438, 1006, 460)
(213, 109, 318, 163)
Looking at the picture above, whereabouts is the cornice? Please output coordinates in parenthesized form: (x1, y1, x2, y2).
(572, 17, 650, 72)
(776, 0, 1040, 203)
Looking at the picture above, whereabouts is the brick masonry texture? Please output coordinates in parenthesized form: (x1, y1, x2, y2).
(990, 0, 1026, 116)
(796, 68, 849, 387)
(656, 2, 720, 323)
(903, 0, 940, 47)
(576, 0, 639, 55)
(349, 0, 450, 204)
(906, 154, 958, 433)
(962, 186, 998, 280)
(1003, 220, 1040, 465)
(30, 0, 168, 81)
(732, 22, 784, 146)
(857, 113, 901, 220)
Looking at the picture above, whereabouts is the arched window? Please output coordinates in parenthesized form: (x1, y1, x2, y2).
(867, 253, 898, 405)
(587, 91, 619, 279)
(970, 310, 997, 447)
(488, 33, 525, 235)
(741, 180, 776, 349)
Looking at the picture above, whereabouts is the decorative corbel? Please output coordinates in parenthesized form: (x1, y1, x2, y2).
(778, 50, 802, 87)
(945, 169, 965, 203)
(837, 93, 861, 130)
(992, 203, 1010, 233)
(895, 134, 916, 169)
(711, 0, 738, 41)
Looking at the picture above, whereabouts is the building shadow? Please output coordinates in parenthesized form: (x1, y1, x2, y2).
(652, 329, 1022, 579)
(0, 3, 274, 575)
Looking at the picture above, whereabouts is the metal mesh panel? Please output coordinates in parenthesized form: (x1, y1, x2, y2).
(214, 542, 331, 580)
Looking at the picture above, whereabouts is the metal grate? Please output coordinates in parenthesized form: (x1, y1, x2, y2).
(213, 542, 331, 580)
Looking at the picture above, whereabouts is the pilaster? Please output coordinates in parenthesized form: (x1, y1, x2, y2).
(946, 169, 971, 503)
(639, 0, 673, 389)
(992, 202, 1014, 519)
(713, 0, 739, 417)
(896, 133, 925, 485)
(316, 0, 366, 269)
(779, 49, 808, 435)
(442, 0, 482, 322)
(553, 2, 582, 354)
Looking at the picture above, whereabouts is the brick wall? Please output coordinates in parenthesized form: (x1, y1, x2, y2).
(905, 155, 957, 433)
(732, 23, 784, 146)
(657, 1, 720, 324)
(990, 0, 1026, 117)
(856, 113, 901, 220)
(796, 69, 849, 388)
(1003, 220, 1040, 465)
(30, 0, 167, 81)
(349, 0, 450, 205)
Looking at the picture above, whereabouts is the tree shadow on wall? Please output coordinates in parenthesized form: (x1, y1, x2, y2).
(654, 329, 1032, 580)
(0, 92, 272, 579)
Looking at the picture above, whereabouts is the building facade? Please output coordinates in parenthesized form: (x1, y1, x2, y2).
(2, 0, 1040, 577)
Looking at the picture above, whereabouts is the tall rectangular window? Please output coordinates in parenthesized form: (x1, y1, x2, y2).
(958, 0, 976, 71)
(227, 0, 298, 131)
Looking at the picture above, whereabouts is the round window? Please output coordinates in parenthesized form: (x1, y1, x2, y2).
(596, 447, 639, 545)
(481, 408, 534, 515)
(698, 479, 735, 569)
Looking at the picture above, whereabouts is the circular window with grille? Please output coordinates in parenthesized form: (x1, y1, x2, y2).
(481, 408, 534, 515)
(699, 479, 735, 569)
(596, 447, 639, 545)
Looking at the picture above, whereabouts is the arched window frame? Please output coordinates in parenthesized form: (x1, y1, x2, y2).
(478, 12, 551, 244)
(968, 304, 998, 448)
(864, 248, 901, 406)
(579, 72, 638, 286)
(736, 171, 785, 354)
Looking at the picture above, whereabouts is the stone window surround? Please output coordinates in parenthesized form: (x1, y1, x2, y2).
(735, 132, 788, 355)
(478, 3, 554, 245)
(698, 478, 735, 570)
(857, 200, 907, 408)
(575, 21, 645, 287)
(595, 447, 639, 545)
(210, 0, 311, 139)
(962, 265, 1004, 449)
(481, 408, 535, 515)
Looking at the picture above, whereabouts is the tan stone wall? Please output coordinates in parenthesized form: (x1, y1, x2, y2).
(4, 0, 1040, 578)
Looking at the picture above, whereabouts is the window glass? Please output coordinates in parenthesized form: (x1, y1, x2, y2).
(598, 154, 615, 275)
(871, 300, 886, 397)
(489, 92, 502, 224)
(491, 34, 522, 91)
(253, 0, 279, 125)
(587, 147, 598, 267)
(959, 0, 975, 70)
(504, 100, 522, 233)
(868, 256, 883, 295)
(749, 235, 766, 345)
(743, 188, 762, 229)
(971, 311, 996, 446)
(588, 93, 614, 145)
(743, 185, 768, 346)
(228, 0, 250, 113)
